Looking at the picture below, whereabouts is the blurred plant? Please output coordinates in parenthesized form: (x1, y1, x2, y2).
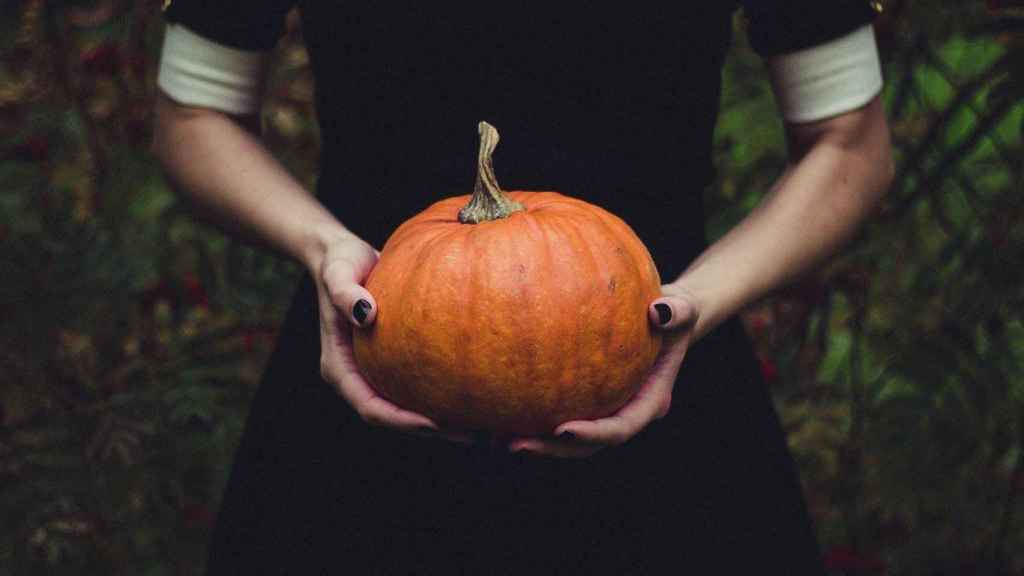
(716, 1, 1024, 574)
(0, 1, 314, 574)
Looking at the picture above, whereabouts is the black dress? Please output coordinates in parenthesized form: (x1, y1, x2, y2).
(163, 2, 875, 573)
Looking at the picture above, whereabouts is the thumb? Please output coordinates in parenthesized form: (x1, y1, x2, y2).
(322, 260, 378, 328)
(648, 293, 698, 332)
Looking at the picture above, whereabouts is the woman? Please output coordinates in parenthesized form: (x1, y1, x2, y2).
(152, 1, 893, 573)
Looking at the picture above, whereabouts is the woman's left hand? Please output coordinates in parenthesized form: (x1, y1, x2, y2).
(507, 284, 699, 458)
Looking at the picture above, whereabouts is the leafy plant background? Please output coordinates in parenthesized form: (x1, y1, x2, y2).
(1, 1, 1022, 574)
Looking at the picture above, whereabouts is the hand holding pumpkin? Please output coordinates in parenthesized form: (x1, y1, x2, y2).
(314, 234, 473, 444)
(506, 285, 699, 458)
(353, 122, 666, 440)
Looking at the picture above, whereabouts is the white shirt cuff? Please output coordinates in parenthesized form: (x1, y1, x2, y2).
(156, 23, 269, 115)
(766, 24, 884, 123)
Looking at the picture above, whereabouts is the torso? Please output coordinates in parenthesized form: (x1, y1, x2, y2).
(298, 2, 737, 278)
(203, 7, 829, 573)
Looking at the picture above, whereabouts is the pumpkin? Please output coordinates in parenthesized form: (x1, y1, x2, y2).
(352, 122, 662, 436)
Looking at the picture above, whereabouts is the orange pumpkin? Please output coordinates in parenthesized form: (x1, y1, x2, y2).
(353, 122, 662, 436)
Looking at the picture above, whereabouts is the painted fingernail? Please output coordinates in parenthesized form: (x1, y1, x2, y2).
(353, 299, 371, 325)
(558, 431, 576, 441)
(654, 303, 672, 325)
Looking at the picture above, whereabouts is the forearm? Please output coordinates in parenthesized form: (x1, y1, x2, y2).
(150, 90, 352, 272)
(674, 97, 894, 341)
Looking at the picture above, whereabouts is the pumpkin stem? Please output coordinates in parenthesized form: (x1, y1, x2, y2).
(458, 121, 525, 224)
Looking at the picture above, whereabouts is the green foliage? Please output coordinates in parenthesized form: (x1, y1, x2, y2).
(0, 1, 308, 574)
(1, 0, 1023, 574)
(718, 2, 1024, 573)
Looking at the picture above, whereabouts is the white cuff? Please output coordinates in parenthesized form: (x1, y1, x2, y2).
(767, 24, 883, 123)
(156, 23, 269, 115)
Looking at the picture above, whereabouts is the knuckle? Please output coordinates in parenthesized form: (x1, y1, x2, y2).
(321, 256, 348, 277)
(358, 407, 383, 427)
(324, 256, 358, 283)
(328, 286, 355, 310)
(329, 286, 349, 305)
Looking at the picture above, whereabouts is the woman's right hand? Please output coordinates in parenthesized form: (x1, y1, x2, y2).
(314, 235, 472, 444)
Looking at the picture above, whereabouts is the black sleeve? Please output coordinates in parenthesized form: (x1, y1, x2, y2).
(162, 0, 297, 52)
(742, 0, 880, 56)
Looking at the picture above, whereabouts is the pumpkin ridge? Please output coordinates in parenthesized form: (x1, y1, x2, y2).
(386, 212, 457, 249)
(587, 206, 654, 292)
(464, 225, 491, 426)
(453, 229, 476, 427)
(520, 209, 567, 420)
(508, 214, 536, 410)
(400, 228, 454, 405)
(550, 213, 594, 405)
(581, 206, 658, 407)
(576, 213, 624, 406)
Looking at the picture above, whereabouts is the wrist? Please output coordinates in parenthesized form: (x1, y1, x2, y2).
(665, 277, 722, 343)
(300, 219, 361, 274)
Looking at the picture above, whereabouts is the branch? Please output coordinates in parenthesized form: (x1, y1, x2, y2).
(885, 50, 1014, 219)
(990, 413, 1024, 573)
(40, 1, 108, 192)
(889, 33, 927, 120)
(922, 45, 1018, 170)
(885, 86, 1020, 223)
(838, 293, 869, 549)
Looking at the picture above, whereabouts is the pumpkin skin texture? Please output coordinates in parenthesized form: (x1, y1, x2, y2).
(352, 190, 663, 436)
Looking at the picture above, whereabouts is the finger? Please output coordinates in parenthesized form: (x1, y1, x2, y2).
(322, 338, 436, 432)
(649, 294, 698, 332)
(556, 390, 669, 446)
(357, 395, 439, 433)
(508, 437, 604, 459)
(327, 279, 378, 328)
(555, 342, 688, 445)
(322, 340, 445, 438)
(553, 413, 639, 448)
(321, 256, 378, 328)
(318, 292, 435, 433)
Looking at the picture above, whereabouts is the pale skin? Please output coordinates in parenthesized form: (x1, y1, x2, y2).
(151, 84, 893, 457)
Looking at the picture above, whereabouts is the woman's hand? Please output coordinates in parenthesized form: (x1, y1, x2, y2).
(314, 235, 472, 444)
(506, 284, 699, 458)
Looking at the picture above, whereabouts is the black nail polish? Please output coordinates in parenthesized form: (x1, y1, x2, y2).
(558, 431, 576, 441)
(414, 425, 436, 437)
(353, 299, 371, 325)
(654, 303, 672, 325)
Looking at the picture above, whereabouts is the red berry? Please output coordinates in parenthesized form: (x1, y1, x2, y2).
(822, 545, 887, 573)
(80, 43, 122, 76)
(17, 136, 49, 162)
(182, 273, 209, 309)
(758, 354, 778, 384)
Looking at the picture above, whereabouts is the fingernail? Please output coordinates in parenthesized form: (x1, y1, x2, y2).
(654, 303, 672, 325)
(414, 425, 437, 437)
(558, 431, 576, 441)
(353, 299, 371, 325)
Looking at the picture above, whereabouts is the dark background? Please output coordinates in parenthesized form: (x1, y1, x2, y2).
(1, 1, 1022, 574)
